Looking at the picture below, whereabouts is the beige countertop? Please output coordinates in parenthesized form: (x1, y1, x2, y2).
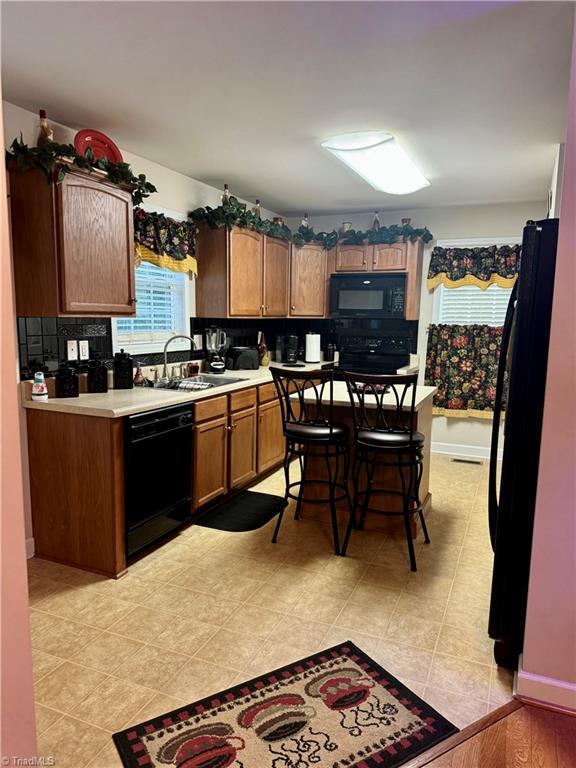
(21, 361, 431, 419)
(21, 362, 331, 419)
(298, 381, 436, 411)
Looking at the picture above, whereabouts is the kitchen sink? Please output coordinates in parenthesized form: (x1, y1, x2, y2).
(154, 374, 247, 392)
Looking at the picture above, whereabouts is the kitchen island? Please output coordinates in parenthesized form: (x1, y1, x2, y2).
(294, 382, 437, 532)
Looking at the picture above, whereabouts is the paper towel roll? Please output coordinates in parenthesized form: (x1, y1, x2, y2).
(305, 333, 321, 363)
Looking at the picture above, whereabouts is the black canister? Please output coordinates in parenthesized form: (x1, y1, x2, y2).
(87, 356, 109, 393)
(325, 343, 336, 362)
(113, 349, 134, 390)
(55, 363, 79, 398)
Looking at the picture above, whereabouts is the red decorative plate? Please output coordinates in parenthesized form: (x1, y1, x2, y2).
(74, 129, 123, 163)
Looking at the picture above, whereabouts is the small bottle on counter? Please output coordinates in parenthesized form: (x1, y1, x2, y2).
(258, 332, 269, 366)
(31, 371, 48, 401)
(133, 366, 145, 387)
(55, 363, 79, 398)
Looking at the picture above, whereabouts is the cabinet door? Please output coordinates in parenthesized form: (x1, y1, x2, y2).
(258, 400, 285, 474)
(335, 244, 369, 272)
(193, 417, 228, 509)
(229, 406, 258, 489)
(372, 243, 407, 271)
(58, 173, 135, 315)
(263, 237, 289, 316)
(290, 245, 326, 317)
(229, 228, 263, 316)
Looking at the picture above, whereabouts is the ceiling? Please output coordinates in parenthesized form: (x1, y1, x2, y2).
(2, 2, 574, 215)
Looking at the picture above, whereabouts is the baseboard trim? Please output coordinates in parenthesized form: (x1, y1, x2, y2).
(516, 660, 576, 712)
(431, 441, 501, 461)
(26, 537, 35, 559)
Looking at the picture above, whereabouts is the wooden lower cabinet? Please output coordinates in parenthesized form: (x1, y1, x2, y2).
(229, 406, 258, 489)
(193, 416, 228, 509)
(258, 399, 285, 473)
(26, 410, 125, 577)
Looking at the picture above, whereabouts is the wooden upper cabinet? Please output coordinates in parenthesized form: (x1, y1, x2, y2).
(229, 228, 263, 316)
(290, 244, 327, 317)
(335, 244, 369, 272)
(197, 226, 289, 318)
(8, 166, 135, 316)
(263, 236, 289, 316)
(372, 243, 407, 272)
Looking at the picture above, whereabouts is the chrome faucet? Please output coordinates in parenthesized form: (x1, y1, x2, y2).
(162, 335, 196, 379)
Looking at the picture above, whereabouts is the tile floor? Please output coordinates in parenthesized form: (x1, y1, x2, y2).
(27, 454, 513, 767)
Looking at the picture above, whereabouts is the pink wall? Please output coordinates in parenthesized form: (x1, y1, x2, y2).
(521, 28, 576, 705)
(0, 87, 37, 753)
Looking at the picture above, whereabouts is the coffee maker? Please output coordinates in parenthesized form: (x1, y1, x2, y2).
(275, 334, 299, 365)
(204, 326, 227, 374)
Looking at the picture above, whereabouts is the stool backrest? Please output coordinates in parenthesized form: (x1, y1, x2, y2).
(271, 368, 335, 433)
(343, 371, 418, 439)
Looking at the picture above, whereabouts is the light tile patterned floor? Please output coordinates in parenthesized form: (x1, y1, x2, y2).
(28, 454, 513, 767)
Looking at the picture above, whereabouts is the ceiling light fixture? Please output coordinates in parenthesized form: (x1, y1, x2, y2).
(321, 131, 430, 195)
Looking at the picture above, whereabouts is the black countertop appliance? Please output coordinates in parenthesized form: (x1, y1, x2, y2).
(488, 218, 559, 670)
(225, 346, 259, 370)
(113, 349, 133, 389)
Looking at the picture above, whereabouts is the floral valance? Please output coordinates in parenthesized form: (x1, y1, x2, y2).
(133, 207, 198, 276)
(425, 324, 503, 419)
(427, 245, 520, 290)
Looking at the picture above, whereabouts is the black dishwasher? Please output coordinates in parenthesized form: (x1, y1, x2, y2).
(125, 404, 193, 557)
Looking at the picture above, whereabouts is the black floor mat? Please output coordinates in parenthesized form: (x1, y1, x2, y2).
(195, 490, 287, 532)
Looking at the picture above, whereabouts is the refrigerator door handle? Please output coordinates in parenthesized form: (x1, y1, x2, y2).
(488, 280, 518, 551)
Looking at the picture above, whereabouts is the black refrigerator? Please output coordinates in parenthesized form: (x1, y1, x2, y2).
(488, 218, 559, 670)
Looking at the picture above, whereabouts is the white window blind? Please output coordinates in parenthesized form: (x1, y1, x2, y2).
(437, 283, 512, 326)
(113, 262, 189, 352)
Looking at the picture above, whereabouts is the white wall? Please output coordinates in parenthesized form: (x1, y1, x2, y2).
(3, 102, 277, 218)
(288, 200, 547, 457)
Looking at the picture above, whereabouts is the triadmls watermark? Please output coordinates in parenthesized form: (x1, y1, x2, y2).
(1, 758, 55, 766)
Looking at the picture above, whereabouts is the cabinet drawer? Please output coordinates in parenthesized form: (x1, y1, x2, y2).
(229, 387, 257, 412)
(194, 395, 228, 422)
(258, 382, 279, 404)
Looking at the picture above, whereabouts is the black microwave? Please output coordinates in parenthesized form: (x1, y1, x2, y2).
(330, 274, 407, 318)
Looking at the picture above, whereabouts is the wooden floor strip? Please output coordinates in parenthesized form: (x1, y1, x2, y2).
(405, 700, 576, 768)
(402, 701, 523, 767)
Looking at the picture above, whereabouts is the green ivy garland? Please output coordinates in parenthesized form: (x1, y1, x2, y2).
(6, 137, 157, 206)
(189, 196, 433, 250)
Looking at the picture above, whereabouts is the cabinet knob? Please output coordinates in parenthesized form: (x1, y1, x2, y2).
(226, 425, 232, 432)
(129, 298, 137, 305)
(291, 305, 296, 311)
(362, 260, 367, 265)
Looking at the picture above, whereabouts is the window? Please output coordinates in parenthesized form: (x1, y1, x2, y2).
(112, 262, 191, 353)
(435, 283, 512, 326)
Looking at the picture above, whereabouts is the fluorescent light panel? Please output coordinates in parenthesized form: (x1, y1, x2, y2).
(321, 131, 429, 195)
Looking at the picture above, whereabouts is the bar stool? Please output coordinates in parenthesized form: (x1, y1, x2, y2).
(270, 368, 353, 555)
(340, 372, 430, 570)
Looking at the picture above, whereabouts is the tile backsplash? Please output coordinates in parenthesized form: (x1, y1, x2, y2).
(17, 315, 418, 379)
(17, 317, 112, 378)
